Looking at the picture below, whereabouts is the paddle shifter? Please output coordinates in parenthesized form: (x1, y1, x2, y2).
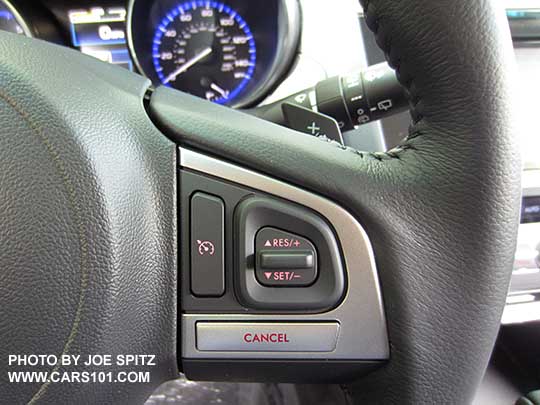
(250, 62, 407, 143)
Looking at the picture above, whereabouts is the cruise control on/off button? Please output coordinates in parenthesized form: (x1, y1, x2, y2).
(190, 192, 225, 297)
(255, 227, 318, 287)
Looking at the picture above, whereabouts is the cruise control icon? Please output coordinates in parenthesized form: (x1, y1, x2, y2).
(197, 240, 215, 256)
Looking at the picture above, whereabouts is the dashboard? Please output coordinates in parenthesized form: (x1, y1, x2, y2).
(0, 0, 300, 107)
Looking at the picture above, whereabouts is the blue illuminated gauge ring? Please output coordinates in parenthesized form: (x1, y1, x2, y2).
(152, 1, 257, 105)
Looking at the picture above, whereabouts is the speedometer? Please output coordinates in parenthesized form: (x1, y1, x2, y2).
(152, 1, 256, 104)
(128, 0, 301, 107)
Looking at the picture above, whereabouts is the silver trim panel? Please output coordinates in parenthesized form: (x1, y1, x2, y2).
(180, 148, 389, 360)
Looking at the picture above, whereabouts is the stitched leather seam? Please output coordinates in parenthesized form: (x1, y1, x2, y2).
(317, 131, 420, 161)
(0, 91, 89, 404)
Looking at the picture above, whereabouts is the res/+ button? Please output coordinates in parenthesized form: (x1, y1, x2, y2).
(255, 227, 318, 287)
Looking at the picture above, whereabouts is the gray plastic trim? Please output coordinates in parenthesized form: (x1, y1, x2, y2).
(180, 148, 389, 360)
(502, 169, 540, 325)
(522, 169, 540, 197)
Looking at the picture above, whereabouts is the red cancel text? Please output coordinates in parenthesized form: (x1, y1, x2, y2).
(243, 333, 290, 343)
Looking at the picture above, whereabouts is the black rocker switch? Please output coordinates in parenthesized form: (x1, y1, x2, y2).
(190, 192, 225, 297)
(255, 227, 318, 287)
(235, 196, 344, 310)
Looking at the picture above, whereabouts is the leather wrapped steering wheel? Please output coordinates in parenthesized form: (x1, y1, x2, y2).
(0, 0, 521, 403)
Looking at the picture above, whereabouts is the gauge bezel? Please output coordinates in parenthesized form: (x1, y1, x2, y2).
(239, 0, 301, 107)
(126, 0, 301, 108)
(0, 0, 33, 37)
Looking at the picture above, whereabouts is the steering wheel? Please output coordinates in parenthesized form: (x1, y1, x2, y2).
(0, 0, 521, 403)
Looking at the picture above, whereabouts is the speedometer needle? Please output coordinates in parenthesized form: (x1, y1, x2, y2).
(210, 82, 229, 99)
(163, 47, 212, 84)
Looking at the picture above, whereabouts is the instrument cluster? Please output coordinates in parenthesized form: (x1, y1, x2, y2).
(0, 0, 300, 108)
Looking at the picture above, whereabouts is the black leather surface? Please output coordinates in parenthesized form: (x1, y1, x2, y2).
(0, 32, 177, 404)
(148, 0, 521, 403)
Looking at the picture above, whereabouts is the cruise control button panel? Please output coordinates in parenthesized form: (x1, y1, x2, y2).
(179, 150, 388, 384)
(235, 197, 345, 311)
(255, 227, 318, 287)
(196, 322, 339, 352)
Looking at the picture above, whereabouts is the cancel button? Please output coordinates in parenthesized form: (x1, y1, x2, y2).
(196, 322, 339, 352)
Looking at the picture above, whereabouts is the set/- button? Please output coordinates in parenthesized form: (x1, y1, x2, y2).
(255, 227, 318, 287)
